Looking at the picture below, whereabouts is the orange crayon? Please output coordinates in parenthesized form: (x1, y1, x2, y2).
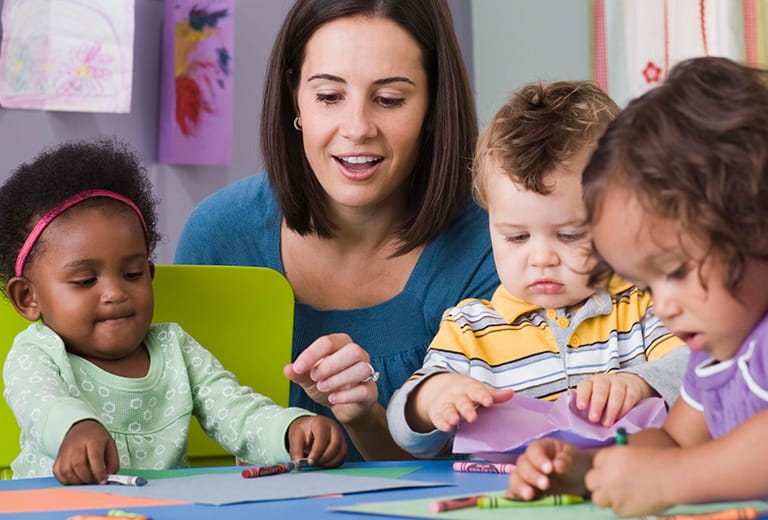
(662, 507, 759, 520)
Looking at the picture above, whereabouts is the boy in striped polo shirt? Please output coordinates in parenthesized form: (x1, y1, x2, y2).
(387, 81, 688, 458)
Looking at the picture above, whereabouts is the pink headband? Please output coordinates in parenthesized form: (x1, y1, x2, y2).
(14, 189, 148, 277)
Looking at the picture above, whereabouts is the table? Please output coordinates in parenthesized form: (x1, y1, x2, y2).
(0, 460, 509, 519)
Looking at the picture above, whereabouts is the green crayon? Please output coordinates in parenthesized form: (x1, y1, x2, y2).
(477, 495, 584, 508)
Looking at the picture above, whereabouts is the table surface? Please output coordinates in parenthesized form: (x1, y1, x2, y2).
(0, 460, 510, 520)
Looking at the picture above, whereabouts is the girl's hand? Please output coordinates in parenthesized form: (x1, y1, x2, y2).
(507, 438, 591, 500)
(407, 373, 514, 433)
(575, 372, 654, 426)
(284, 333, 379, 424)
(53, 419, 119, 485)
(586, 445, 673, 516)
(286, 415, 347, 468)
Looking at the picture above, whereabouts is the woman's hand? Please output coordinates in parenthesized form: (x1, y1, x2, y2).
(284, 333, 379, 424)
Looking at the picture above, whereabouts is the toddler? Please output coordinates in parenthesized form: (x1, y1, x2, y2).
(507, 57, 768, 516)
(0, 140, 346, 484)
(387, 81, 687, 458)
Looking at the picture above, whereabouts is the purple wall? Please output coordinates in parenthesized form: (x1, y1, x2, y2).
(0, 0, 474, 262)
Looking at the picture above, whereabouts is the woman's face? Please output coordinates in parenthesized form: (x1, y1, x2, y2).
(295, 16, 429, 217)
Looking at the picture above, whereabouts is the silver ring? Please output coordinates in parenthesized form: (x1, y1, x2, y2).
(361, 362, 380, 384)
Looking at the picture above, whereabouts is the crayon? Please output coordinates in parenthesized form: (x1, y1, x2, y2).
(106, 474, 147, 486)
(476, 494, 584, 508)
(241, 458, 309, 478)
(661, 507, 759, 520)
(68, 516, 147, 520)
(429, 495, 486, 513)
(452, 461, 515, 473)
(107, 510, 150, 519)
(615, 427, 628, 445)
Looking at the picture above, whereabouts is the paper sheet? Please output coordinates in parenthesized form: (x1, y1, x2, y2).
(0, 488, 182, 515)
(0, 0, 134, 112)
(331, 490, 768, 520)
(68, 471, 450, 506)
(453, 393, 667, 460)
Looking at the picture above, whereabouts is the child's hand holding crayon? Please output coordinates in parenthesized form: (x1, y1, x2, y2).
(286, 415, 346, 468)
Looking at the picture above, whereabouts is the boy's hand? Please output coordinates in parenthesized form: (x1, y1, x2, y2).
(407, 373, 514, 433)
(287, 415, 347, 468)
(586, 445, 673, 516)
(507, 438, 591, 500)
(575, 372, 655, 426)
(53, 419, 118, 485)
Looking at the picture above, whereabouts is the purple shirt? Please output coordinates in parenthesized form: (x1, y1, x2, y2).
(681, 313, 768, 438)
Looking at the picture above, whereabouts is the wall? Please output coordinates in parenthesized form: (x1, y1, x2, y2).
(0, 0, 474, 263)
(471, 0, 591, 126)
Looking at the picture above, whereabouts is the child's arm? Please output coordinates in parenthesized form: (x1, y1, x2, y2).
(53, 419, 118, 485)
(407, 373, 514, 432)
(176, 325, 317, 465)
(574, 372, 656, 426)
(387, 370, 514, 458)
(507, 438, 595, 499)
(585, 399, 768, 517)
(3, 329, 110, 480)
(575, 297, 690, 426)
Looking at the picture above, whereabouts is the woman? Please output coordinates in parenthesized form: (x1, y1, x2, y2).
(175, 0, 498, 461)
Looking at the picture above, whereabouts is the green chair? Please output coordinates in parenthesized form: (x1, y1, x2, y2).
(0, 301, 28, 479)
(152, 264, 294, 467)
(0, 264, 294, 477)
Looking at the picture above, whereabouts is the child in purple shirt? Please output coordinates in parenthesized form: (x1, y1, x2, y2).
(506, 57, 768, 516)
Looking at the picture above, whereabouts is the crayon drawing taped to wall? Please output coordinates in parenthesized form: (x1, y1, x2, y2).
(0, 0, 134, 112)
(158, 0, 234, 165)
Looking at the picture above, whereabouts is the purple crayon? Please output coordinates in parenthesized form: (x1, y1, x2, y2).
(452, 461, 515, 474)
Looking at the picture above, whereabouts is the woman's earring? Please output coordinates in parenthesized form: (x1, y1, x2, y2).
(293, 117, 302, 131)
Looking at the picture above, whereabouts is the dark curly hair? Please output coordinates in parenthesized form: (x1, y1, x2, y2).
(0, 139, 159, 292)
(583, 57, 768, 295)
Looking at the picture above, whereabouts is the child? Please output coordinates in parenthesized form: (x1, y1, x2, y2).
(507, 57, 768, 516)
(0, 140, 346, 484)
(386, 81, 688, 458)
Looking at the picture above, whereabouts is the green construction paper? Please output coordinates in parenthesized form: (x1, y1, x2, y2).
(118, 465, 419, 482)
(316, 466, 421, 479)
(118, 468, 239, 480)
(330, 490, 768, 519)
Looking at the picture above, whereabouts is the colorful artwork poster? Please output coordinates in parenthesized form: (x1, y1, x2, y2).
(0, 0, 134, 113)
(158, 0, 234, 165)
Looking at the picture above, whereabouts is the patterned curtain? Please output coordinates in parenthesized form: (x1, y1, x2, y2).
(592, 0, 761, 107)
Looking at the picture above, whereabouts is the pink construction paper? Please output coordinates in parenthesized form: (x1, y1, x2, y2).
(453, 393, 667, 462)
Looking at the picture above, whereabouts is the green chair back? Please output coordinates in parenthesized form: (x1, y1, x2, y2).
(0, 264, 294, 476)
(152, 264, 294, 467)
(0, 301, 27, 479)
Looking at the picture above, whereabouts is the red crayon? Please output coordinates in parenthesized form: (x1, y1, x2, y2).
(429, 495, 486, 513)
(452, 461, 515, 474)
(241, 458, 309, 478)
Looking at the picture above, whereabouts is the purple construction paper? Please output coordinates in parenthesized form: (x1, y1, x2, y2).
(453, 393, 667, 461)
(158, 0, 233, 165)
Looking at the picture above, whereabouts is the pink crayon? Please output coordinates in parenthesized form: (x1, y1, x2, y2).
(429, 495, 486, 513)
(452, 461, 515, 474)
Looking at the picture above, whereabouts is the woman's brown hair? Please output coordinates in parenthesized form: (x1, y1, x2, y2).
(260, 0, 477, 254)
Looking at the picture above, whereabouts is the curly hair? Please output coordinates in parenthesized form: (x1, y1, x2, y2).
(583, 57, 768, 295)
(0, 139, 159, 292)
(473, 80, 619, 206)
